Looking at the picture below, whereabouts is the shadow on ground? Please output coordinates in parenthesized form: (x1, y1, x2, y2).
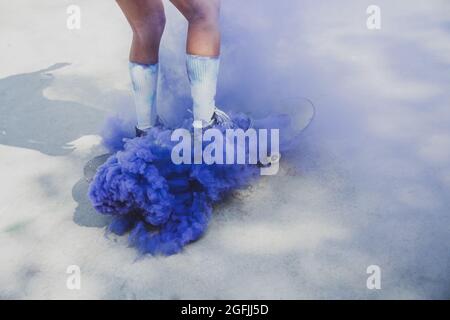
(72, 178, 112, 228)
(0, 63, 104, 156)
(0, 64, 113, 228)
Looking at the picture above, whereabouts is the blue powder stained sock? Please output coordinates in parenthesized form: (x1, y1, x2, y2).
(186, 54, 220, 127)
(129, 62, 159, 130)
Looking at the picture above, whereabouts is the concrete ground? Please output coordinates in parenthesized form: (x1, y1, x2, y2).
(0, 0, 449, 299)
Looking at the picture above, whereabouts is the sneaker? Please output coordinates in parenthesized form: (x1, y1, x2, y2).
(135, 126, 147, 137)
(135, 117, 165, 137)
(193, 107, 236, 130)
(212, 108, 234, 129)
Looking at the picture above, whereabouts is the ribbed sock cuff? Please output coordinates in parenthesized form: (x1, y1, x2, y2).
(186, 54, 220, 82)
(129, 62, 159, 91)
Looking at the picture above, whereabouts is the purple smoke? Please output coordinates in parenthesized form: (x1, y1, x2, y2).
(89, 113, 262, 256)
(88, 107, 306, 256)
(87, 0, 315, 256)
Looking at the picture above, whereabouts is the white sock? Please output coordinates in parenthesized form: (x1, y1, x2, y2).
(129, 62, 159, 130)
(186, 54, 220, 127)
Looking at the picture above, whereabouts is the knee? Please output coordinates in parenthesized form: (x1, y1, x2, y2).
(185, 2, 220, 27)
(132, 12, 166, 43)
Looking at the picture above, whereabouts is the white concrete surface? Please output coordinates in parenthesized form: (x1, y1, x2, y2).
(0, 0, 449, 299)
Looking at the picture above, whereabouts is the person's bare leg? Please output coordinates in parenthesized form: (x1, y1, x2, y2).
(117, 0, 166, 64)
(116, 0, 166, 131)
(170, 0, 220, 56)
(170, 0, 222, 127)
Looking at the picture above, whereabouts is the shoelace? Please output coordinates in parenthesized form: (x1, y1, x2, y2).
(212, 108, 234, 129)
(189, 107, 235, 129)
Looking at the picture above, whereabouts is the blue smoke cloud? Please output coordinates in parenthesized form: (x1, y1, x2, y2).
(88, 0, 313, 256)
(88, 108, 305, 255)
(89, 114, 260, 255)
